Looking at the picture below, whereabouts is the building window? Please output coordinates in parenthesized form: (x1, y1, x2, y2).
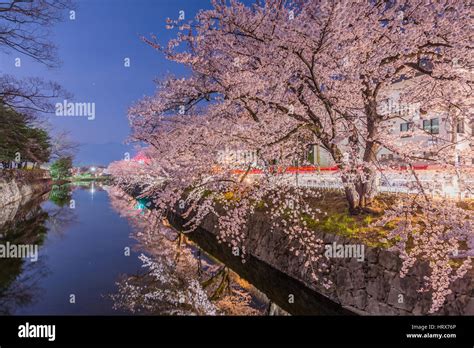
(423, 118, 439, 134)
(456, 120, 465, 133)
(423, 151, 437, 159)
(400, 122, 413, 136)
(422, 120, 429, 132)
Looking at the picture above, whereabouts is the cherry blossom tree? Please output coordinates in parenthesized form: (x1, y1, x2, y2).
(111, 0, 473, 313)
(133, 0, 472, 212)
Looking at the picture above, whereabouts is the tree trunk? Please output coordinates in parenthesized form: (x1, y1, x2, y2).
(359, 165, 378, 204)
(342, 180, 360, 214)
(342, 168, 378, 215)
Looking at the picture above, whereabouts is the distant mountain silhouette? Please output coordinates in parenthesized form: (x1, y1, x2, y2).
(74, 142, 137, 166)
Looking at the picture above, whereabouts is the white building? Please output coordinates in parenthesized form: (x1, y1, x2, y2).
(376, 77, 472, 167)
(310, 75, 473, 168)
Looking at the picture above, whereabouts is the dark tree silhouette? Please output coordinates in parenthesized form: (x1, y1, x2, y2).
(0, 0, 73, 115)
(0, 0, 72, 66)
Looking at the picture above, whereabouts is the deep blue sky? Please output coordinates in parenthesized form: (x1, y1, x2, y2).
(1, 0, 220, 164)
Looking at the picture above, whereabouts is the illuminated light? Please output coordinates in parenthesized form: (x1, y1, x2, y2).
(134, 201, 146, 210)
(90, 182, 95, 199)
(443, 185, 460, 199)
(162, 218, 172, 227)
(243, 175, 255, 185)
(134, 197, 151, 213)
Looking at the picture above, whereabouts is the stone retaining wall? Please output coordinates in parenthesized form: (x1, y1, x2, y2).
(0, 170, 51, 209)
(180, 209, 474, 315)
(125, 183, 473, 315)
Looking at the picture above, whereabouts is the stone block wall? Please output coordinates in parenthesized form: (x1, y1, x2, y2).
(195, 210, 474, 315)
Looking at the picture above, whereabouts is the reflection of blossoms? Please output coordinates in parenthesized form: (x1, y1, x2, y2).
(111, 254, 216, 315)
(108, 187, 265, 315)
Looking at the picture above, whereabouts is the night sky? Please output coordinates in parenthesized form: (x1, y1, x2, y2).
(1, 0, 217, 165)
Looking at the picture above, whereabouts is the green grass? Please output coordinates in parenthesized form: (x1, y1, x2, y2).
(301, 212, 392, 248)
(196, 187, 420, 249)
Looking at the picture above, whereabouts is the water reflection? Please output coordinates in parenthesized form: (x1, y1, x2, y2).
(0, 194, 50, 314)
(46, 185, 79, 237)
(0, 183, 282, 315)
(0, 182, 143, 315)
(108, 188, 269, 315)
(49, 184, 73, 207)
(0, 184, 83, 313)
